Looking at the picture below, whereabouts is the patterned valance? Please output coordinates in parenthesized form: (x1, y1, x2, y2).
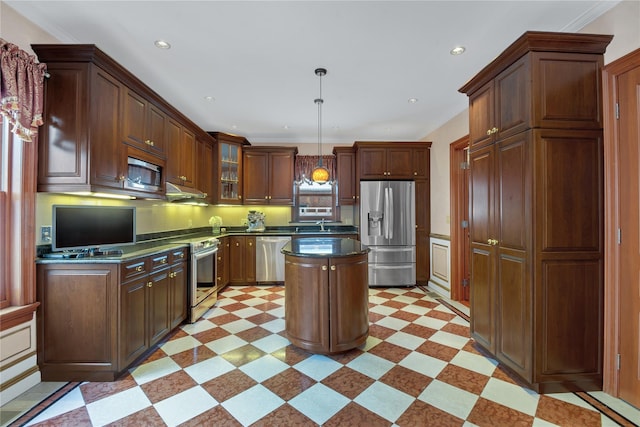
(0, 39, 48, 142)
(294, 155, 336, 183)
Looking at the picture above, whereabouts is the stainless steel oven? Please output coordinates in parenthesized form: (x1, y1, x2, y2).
(179, 236, 219, 323)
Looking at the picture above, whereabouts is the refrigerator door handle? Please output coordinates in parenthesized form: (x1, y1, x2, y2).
(383, 187, 390, 239)
(388, 186, 394, 240)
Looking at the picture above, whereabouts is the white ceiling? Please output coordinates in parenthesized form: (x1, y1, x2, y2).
(6, 1, 619, 145)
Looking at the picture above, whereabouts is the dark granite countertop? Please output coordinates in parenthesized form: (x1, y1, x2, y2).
(281, 237, 369, 258)
(36, 225, 359, 263)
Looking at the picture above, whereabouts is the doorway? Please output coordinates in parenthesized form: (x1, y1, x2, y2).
(450, 135, 470, 304)
(603, 48, 640, 409)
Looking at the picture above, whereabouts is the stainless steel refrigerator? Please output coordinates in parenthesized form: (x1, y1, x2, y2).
(360, 181, 416, 286)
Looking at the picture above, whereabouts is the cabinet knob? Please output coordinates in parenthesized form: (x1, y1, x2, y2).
(135, 265, 143, 272)
(265, 196, 269, 200)
(249, 241, 253, 246)
(330, 265, 336, 271)
(322, 265, 328, 271)
(239, 195, 242, 199)
(147, 281, 153, 287)
(145, 139, 154, 146)
(486, 129, 492, 136)
(414, 172, 417, 176)
(218, 256, 222, 261)
(492, 127, 499, 134)
(235, 242, 240, 247)
(118, 175, 126, 182)
(161, 258, 167, 264)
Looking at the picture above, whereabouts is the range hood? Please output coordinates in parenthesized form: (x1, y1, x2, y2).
(165, 182, 207, 202)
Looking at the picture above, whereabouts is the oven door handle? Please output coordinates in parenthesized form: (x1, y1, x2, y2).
(194, 246, 218, 260)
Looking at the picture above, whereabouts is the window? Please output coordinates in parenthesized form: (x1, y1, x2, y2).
(293, 181, 338, 222)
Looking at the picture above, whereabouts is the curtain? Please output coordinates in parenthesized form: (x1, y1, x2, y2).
(0, 39, 47, 142)
(294, 155, 336, 182)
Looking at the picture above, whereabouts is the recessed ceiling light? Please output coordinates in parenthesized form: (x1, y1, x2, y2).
(283, 125, 290, 130)
(408, 98, 418, 104)
(450, 46, 466, 55)
(204, 96, 215, 102)
(154, 40, 171, 49)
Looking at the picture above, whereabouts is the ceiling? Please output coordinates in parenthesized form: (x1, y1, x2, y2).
(6, 1, 619, 145)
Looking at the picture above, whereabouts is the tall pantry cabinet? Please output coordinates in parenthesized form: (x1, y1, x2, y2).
(459, 31, 612, 392)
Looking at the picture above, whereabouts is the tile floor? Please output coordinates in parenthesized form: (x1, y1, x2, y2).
(3, 285, 639, 427)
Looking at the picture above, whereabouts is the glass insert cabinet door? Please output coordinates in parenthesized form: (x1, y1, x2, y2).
(219, 142, 242, 203)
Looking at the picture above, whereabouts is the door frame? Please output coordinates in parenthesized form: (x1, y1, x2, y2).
(449, 135, 470, 302)
(602, 48, 640, 396)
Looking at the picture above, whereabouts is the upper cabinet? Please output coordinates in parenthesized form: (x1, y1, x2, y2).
(122, 88, 167, 157)
(460, 33, 609, 150)
(166, 119, 197, 188)
(197, 136, 215, 204)
(32, 44, 213, 200)
(209, 132, 249, 205)
(354, 141, 431, 180)
(243, 147, 297, 205)
(333, 146, 357, 205)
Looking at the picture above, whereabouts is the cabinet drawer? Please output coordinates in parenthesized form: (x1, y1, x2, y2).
(122, 259, 147, 281)
(169, 247, 187, 264)
(150, 253, 170, 271)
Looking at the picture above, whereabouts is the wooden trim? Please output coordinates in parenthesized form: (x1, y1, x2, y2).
(0, 351, 37, 372)
(429, 233, 450, 241)
(602, 47, 640, 397)
(0, 303, 39, 332)
(0, 365, 39, 392)
(449, 135, 469, 302)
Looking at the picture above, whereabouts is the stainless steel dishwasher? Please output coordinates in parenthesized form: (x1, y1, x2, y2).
(256, 236, 292, 283)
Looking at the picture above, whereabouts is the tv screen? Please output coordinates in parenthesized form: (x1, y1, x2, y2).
(52, 205, 136, 252)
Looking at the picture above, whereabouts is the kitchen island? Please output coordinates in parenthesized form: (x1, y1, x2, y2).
(281, 238, 370, 354)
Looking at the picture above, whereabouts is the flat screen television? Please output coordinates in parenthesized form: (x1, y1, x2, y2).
(52, 205, 136, 252)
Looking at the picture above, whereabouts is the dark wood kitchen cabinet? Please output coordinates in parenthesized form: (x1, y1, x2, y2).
(122, 87, 167, 157)
(36, 247, 188, 381)
(209, 132, 249, 204)
(459, 31, 611, 392)
(32, 44, 214, 200)
(216, 236, 230, 291)
(355, 141, 429, 180)
(197, 137, 215, 204)
(243, 147, 297, 205)
(284, 252, 369, 354)
(229, 235, 256, 284)
(166, 119, 197, 188)
(333, 146, 357, 205)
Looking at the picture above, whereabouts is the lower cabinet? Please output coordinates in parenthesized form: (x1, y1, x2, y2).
(229, 235, 256, 284)
(36, 247, 188, 382)
(216, 236, 230, 291)
(284, 253, 369, 354)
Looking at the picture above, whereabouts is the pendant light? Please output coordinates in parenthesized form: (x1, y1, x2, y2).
(311, 67, 330, 184)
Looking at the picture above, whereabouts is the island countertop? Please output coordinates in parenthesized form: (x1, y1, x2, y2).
(281, 237, 369, 258)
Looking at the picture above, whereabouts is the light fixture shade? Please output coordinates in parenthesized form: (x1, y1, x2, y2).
(312, 165, 330, 183)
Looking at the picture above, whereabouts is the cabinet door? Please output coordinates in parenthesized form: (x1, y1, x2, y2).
(386, 147, 413, 178)
(334, 148, 356, 205)
(217, 237, 230, 290)
(169, 261, 188, 329)
(358, 147, 387, 179)
(284, 256, 330, 351)
(411, 146, 430, 179)
(122, 89, 147, 150)
(415, 178, 430, 284)
(229, 236, 246, 284)
(468, 81, 495, 149)
(148, 269, 171, 347)
(197, 138, 214, 204)
(37, 264, 119, 379)
(166, 119, 182, 184)
(120, 277, 148, 369)
(146, 104, 166, 156)
(469, 144, 497, 354)
(243, 151, 269, 204)
(495, 132, 531, 380)
(90, 66, 125, 189)
(246, 236, 256, 283)
(495, 55, 530, 142)
(216, 141, 243, 204)
(269, 151, 295, 205)
(180, 128, 197, 188)
(329, 254, 369, 352)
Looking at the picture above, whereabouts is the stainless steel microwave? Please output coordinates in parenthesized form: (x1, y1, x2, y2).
(126, 156, 162, 192)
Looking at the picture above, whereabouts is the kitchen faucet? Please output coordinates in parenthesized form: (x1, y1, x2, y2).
(316, 218, 326, 231)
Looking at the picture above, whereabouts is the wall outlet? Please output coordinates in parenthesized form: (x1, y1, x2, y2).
(41, 225, 52, 242)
